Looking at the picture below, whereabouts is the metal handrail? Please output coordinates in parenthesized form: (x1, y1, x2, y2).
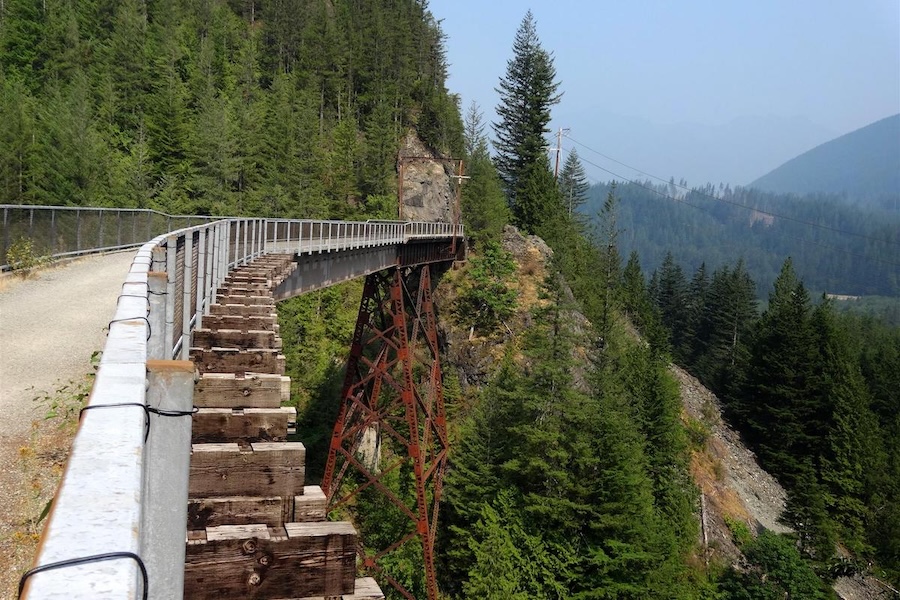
(0, 205, 221, 270)
(20, 216, 463, 600)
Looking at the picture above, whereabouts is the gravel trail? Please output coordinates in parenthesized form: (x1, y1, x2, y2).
(0, 251, 135, 599)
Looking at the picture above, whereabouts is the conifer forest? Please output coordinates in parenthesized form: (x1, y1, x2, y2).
(2, 2, 898, 598)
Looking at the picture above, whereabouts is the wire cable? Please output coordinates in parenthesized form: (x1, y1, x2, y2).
(564, 134, 900, 249)
(564, 147, 900, 269)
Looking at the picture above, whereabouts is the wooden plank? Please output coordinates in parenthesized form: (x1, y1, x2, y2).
(281, 376, 291, 403)
(192, 407, 296, 443)
(188, 498, 285, 529)
(183, 522, 357, 599)
(192, 328, 281, 350)
(210, 303, 277, 317)
(189, 442, 305, 499)
(225, 266, 276, 283)
(194, 373, 285, 408)
(344, 578, 385, 600)
(216, 294, 275, 306)
(202, 314, 279, 333)
(218, 284, 273, 295)
(206, 523, 269, 542)
(226, 272, 270, 280)
(293, 486, 326, 522)
(190, 347, 286, 375)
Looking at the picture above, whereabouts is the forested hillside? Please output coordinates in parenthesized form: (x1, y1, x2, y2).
(0, 0, 462, 216)
(582, 180, 900, 297)
(641, 254, 900, 588)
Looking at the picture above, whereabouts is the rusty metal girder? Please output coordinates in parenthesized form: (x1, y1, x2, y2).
(322, 266, 448, 600)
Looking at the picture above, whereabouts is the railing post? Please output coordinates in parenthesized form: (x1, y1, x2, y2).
(260, 220, 266, 256)
(232, 220, 240, 268)
(98, 209, 104, 250)
(211, 224, 221, 308)
(204, 227, 215, 315)
(242, 219, 249, 264)
(148, 247, 168, 361)
(196, 229, 207, 330)
(165, 237, 177, 359)
(142, 360, 193, 600)
(50, 209, 57, 255)
(181, 232, 194, 361)
(2, 207, 8, 262)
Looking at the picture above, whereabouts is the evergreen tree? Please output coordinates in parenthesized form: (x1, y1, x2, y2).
(103, 0, 149, 134)
(492, 10, 561, 233)
(694, 261, 757, 403)
(0, 76, 35, 203)
(462, 492, 531, 600)
(682, 262, 709, 366)
(653, 252, 688, 351)
(596, 184, 622, 344)
(558, 148, 589, 218)
(0, 0, 45, 86)
(460, 102, 509, 245)
(813, 301, 883, 554)
(743, 258, 824, 481)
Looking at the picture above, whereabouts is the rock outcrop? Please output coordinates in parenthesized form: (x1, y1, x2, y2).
(398, 132, 454, 223)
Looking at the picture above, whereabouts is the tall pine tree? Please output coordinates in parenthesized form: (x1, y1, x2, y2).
(492, 10, 561, 234)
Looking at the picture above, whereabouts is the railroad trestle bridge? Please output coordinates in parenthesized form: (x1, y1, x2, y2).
(5, 207, 465, 600)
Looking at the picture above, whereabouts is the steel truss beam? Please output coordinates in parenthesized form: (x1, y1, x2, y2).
(323, 265, 448, 600)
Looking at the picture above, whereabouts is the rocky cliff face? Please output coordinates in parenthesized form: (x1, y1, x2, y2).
(398, 132, 455, 223)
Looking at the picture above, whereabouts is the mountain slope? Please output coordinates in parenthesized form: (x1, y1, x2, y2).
(749, 114, 900, 204)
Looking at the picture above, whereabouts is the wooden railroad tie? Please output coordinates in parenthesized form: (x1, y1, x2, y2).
(184, 253, 375, 599)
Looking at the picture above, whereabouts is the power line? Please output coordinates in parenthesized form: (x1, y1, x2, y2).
(562, 146, 900, 269)
(564, 134, 900, 249)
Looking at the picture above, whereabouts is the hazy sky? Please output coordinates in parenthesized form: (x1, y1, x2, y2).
(431, 0, 900, 184)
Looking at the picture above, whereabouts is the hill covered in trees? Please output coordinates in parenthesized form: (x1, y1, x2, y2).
(750, 113, 900, 210)
(582, 180, 900, 298)
(0, 0, 462, 216)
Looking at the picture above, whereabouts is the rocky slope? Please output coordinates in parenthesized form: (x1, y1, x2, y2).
(673, 363, 893, 599)
(673, 365, 791, 565)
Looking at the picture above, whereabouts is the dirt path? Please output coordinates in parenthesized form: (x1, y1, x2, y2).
(0, 251, 135, 600)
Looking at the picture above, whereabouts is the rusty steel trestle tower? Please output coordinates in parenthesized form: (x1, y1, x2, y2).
(322, 265, 449, 600)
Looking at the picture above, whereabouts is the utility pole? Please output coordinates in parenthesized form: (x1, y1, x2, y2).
(449, 160, 470, 254)
(553, 127, 569, 180)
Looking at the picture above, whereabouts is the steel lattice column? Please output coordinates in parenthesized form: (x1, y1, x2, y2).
(322, 266, 448, 600)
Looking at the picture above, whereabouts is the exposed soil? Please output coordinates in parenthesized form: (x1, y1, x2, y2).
(672, 364, 792, 568)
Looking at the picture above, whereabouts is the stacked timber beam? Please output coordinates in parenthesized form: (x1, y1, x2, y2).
(184, 253, 383, 600)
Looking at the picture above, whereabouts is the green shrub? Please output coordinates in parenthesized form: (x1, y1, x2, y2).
(455, 241, 517, 335)
(6, 237, 49, 274)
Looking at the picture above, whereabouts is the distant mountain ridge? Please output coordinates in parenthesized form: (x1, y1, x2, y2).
(566, 109, 837, 187)
(749, 114, 900, 206)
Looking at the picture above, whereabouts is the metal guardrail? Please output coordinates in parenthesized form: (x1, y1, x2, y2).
(0, 205, 218, 270)
(20, 216, 463, 600)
